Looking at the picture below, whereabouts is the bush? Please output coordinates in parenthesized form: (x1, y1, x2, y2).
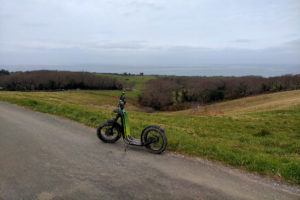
(138, 79, 175, 110)
(0, 69, 9, 75)
(139, 75, 300, 110)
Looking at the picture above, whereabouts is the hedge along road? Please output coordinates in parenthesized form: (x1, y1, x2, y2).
(0, 101, 299, 200)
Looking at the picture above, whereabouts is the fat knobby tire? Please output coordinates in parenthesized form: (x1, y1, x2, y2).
(142, 125, 168, 154)
(97, 121, 121, 143)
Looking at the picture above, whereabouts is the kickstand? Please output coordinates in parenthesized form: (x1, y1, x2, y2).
(123, 142, 128, 152)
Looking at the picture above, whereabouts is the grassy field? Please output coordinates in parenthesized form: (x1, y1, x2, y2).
(0, 90, 299, 185)
(178, 90, 300, 115)
(97, 73, 157, 91)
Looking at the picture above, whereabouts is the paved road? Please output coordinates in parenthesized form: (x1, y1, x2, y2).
(0, 101, 299, 200)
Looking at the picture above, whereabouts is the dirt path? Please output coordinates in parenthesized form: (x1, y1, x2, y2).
(0, 101, 299, 200)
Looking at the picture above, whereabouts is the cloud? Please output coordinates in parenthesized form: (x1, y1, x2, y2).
(0, 40, 150, 51)
(90, 41, 148, 50)
(2, 37, 300, 54)
(166, 45, 211, 52)
(0, 41, 79, 51)
(22, 23, 49, 28)
(121, 0, 164, 16)
(127, 1, 163, 10)
(283, 38, 300, 47)
(232, 39, 254, 43)
(0, 0, 299, 68)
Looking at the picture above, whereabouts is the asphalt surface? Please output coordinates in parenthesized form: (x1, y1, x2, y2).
(0, 101, 299, 200)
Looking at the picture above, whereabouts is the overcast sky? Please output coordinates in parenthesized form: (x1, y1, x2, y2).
(0, 0, 299, 74)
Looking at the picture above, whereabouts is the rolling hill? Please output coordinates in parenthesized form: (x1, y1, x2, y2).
(178, 90, 300, 115)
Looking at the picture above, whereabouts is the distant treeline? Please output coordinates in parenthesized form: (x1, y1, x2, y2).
(0, 70, 122, 90)
(139, 75, 300, 110)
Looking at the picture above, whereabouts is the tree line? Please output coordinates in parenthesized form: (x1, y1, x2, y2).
(0, 70, 122, 90)
(139, 75, 300, 110)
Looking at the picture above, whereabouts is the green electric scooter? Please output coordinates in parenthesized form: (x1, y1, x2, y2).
(97, 91, 168, 154)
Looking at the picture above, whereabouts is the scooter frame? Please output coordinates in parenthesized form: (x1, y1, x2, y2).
(109, 107, 159, 146)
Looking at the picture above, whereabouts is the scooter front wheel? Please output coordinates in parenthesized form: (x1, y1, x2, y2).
(142, 125, 167, 154)
(97, 121, 121, 143)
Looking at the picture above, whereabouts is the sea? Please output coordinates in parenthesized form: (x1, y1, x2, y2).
(1, 64, 300, 77)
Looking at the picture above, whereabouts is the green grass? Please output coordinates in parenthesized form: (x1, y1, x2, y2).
(97, 90, 141, 101)
(0, 90, 299, 185)
(97, 73, 157, 91)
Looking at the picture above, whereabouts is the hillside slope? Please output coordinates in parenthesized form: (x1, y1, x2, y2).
(178, 90, 300, 115)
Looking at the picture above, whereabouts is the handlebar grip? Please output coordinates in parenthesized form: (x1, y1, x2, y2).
(119, 90, 126, 109)
(120, 90, 126, 100)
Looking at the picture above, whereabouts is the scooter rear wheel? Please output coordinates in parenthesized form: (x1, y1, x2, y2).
(142, 125, 167, 154)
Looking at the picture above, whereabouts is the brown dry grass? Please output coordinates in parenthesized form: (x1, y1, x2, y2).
(0, 90, 140, 111)
(177, 90, 300, 115)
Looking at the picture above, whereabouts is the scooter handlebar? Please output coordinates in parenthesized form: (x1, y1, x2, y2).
(119, 90, 126, 109)
(120, 90, 125, 100)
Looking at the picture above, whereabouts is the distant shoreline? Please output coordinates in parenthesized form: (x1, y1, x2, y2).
(1, 64, 300, 77)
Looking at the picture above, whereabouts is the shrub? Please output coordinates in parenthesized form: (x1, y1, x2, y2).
(0, 69, 9, 75)
(139, 74, 300, 110)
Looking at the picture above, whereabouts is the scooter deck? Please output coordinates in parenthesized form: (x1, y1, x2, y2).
(124, 136, 142, 146)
